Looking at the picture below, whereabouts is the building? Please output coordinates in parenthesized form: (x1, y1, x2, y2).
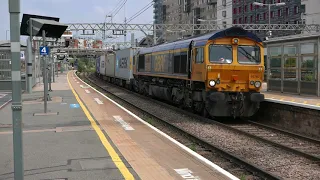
(217, 0, 233, 27)
(153, 0, 165, 24)
(154, 0, 320, 42)
(159, 0, 228, 41)
(153, 0, 234, 42)
(232, 0, 320, 39)
(301, 0, 320, 25)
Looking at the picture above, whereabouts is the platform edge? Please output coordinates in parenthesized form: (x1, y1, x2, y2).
(74, 71, 240, 180)
(265, 98, 320, 110)
(67, 71, 135, 180)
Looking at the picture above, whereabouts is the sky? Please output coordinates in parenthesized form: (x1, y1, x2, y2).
(0, 0, 154, 43)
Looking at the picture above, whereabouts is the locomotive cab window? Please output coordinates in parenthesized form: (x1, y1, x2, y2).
(138, 54, 145, 71)
(195, 47, 204, 64)
(209, 44, 233, 64)
(237, 45, 261, 64)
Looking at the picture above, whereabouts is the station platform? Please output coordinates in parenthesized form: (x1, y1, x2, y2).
(261, 82, 320, 110)
(0, 71, 238, 180)
(0, 73, 138, 180)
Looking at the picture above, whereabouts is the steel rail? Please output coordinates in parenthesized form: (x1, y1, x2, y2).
(247, 120, 320, 144)
(88, 73, 320, 163)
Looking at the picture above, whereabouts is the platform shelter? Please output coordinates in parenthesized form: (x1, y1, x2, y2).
(264, 33, 320, 96)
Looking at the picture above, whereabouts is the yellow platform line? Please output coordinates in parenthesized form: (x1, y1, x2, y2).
(66, 71, 134, 180)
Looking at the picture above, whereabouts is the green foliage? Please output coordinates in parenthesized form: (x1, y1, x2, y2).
(240, 175, 247, 180)
(284, 57, 296, 68)
(301, 59, 314, 68)
(77, 58, 96, 73)
(303, 73, 314, 81)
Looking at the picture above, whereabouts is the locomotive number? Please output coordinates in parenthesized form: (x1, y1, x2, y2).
(250, 74, 260, 79)
(154, 55, 165, 72)
(119, 57, 128, 68)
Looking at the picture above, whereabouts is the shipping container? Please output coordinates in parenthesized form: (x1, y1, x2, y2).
(114, 48, 140, 86)
(99, 55, 106, 76)
(105, 52, 116, 78)
(96, 56, 100, 74)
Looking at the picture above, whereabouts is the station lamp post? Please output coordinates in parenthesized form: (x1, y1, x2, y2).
(253, 1, 286, 37)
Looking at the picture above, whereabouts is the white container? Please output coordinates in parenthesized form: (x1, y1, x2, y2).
(114, 48, 139, 83)
(99, 55, 106, 76)
(105, 53, 116, 77)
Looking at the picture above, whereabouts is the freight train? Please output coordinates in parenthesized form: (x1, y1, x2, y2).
(95, 27, 265, 118)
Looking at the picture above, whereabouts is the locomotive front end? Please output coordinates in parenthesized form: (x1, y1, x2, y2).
(205, 36, 265, 118)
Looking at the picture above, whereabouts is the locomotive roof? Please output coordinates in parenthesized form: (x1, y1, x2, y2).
(138, 26, 262, 55)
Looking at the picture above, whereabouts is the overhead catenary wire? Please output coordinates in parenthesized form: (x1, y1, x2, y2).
(104, 0, 128, 24)
(108, 0, 125, 15)
(125, 1, 154, 24)
(111, 0, 128, 20)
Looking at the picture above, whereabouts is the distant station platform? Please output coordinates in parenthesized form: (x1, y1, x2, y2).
(261, 82, 320, 110)
(0, 71, 237, 180)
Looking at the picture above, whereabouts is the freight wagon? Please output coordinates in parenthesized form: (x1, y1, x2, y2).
(103, 52, 116, 82)
(99, 54, 106, 79)
(96, 26, 265, 119)
(99, 47, 140, 89)
(95, 56, 101, 77)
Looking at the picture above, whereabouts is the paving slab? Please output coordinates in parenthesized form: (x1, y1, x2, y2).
(0, 73, 139, 180)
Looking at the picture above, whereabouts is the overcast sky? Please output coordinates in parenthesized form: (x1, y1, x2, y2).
(0, 0, 153, 43)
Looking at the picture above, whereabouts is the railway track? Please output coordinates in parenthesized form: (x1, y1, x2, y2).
(80, 72, 320, 179)
(89, 73, 320, 163)
(82, 73, 279, 180)
(228, 121, 320, 163)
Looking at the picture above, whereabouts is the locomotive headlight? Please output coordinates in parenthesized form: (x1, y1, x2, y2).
(209, 80, 216, 87)
(254, 81, 261, 88)
(232, 38, 239, 44)
(250, 81, 254, 85)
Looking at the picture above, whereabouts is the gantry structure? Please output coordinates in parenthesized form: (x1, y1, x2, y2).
(38, 22, 320, 56)
(67, 22, 320, 45)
